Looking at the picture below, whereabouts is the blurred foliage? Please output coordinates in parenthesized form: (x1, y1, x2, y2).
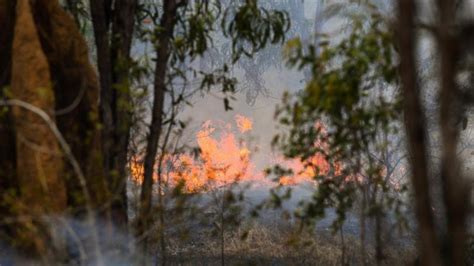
(278, 12, 399, 161)
(270, 2, 406, 232)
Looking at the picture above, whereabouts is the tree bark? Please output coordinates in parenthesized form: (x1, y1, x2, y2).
(109, 0, 138, 230)
(397, 0, 441, 265)
(89, 0, 138, 230)
(436, 1, 468, 265)
(138, 0, 186, 261)
(0, 0, 18, 244)
(89, 0, 115, 214)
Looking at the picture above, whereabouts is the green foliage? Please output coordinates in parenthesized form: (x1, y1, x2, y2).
(222, 0, 290, 62)
(272, 3, 404, 231)
(199, 64, 237, 111)
(278, 14, 399, 162)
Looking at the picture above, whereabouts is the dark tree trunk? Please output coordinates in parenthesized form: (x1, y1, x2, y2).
(340, 226, 346, 266)
(138, 0, 186, 262)
(397, 0, 441, 265)
(0, 0, 19, 246)
(109, 0, 138, 231)
(89, 0, 114, 214)
(374, 209, 383, 265)
(359, 184, 367, 265)
(89, 0, 138, 230)
(436, 1, 468, 265)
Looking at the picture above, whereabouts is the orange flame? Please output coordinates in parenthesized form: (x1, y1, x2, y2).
(170, 118, 257, 192)
(235, 114, 253, 133)
(273, 121, 340, 185)
(276, 154, 330, 186)
(129, 115, 263, 192)
(129, 116, 344, 191)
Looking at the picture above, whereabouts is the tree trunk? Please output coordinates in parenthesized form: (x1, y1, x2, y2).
(109, 0, 138, 232)
(361, 185, 368, 265)
(340, 226, 346, 266)
(0, 0, 18, 244)
(436, 1, 468, 265)
(374, 209, 383, 265)
(397, 0, 441, 265)
(90, 0, 138, 232)
(221, 197, 225, 266)
(89, 0, 115, 223)
(138, 0, 186, 262)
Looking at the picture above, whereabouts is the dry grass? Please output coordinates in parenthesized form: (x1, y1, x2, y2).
(162, 220, 416, 266)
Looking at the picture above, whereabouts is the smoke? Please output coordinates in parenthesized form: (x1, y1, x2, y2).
(0, 216, 144, 265)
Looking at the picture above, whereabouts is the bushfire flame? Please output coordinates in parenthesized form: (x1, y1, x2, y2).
(235, 114, 253, 133)
(130, 115, 341, 192)
(167, 119, 260, 192)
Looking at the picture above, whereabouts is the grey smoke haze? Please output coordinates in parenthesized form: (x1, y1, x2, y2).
(5, 1, 472, 264)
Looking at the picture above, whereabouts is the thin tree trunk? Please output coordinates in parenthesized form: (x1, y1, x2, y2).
(89, 0, 113, 141)
(374, 209, 383, 265)
(371, 180, 383, 265)
(0, 2, 17, 240)
(221, 191, 226, 266)
(397, 0, 441, 265)
(138, 0, 186, 262)
(90, 0, 138, 230)
(436, 1, 468, 265)
(89, 0, 114, 219)
(340, 226, 346, 266)
(109, 0, 138, 233)
(359, 185, 367, 266)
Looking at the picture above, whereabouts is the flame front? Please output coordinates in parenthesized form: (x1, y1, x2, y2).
(168, 118, 257, 192)
(129, 115, 339, 192)
(130, 115, 262, 192)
